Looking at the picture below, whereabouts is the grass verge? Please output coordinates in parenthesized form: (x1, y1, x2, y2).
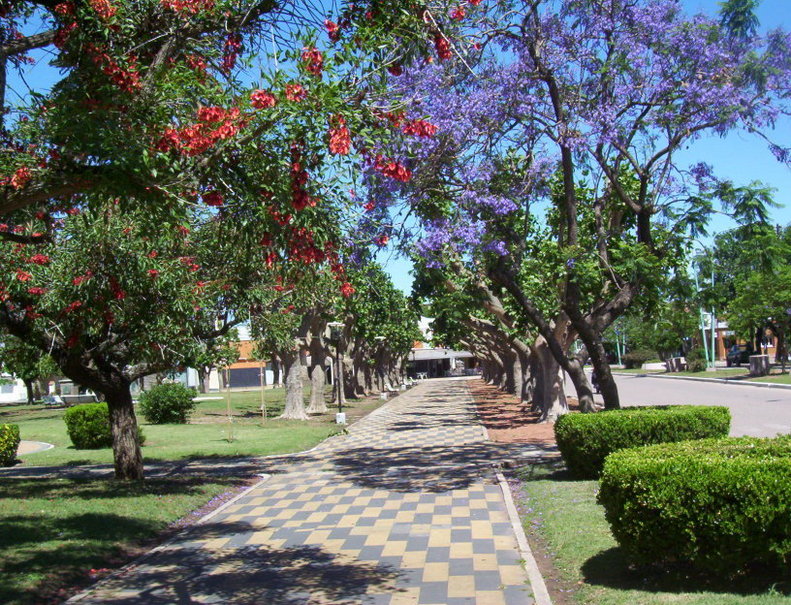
(513, 461, 791, 605)
(0, 385, 390, 603)
(0, 476, 249, 604)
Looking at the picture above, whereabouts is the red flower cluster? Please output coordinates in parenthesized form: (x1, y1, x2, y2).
(469, 0, 483, 5)
(373, 155, 412, 182)
(54, 1, 75, 15)
(147, 269, 159, 278)
(63, 300, 83, 314)
(290, 143, 317, 211)
(364, 200, 376, 211)
(250, 89, 277, 109)
(450, 6, 466, 20)
(87, 46, 141, 93)
(89, 0, 116, 20)
(287, 227, 325, 264)
(28, 254, 50, 265)
(285, 83, 307, 102)
(53, 21, 77, 49)
(301, 47, 323, 76)
(197, 106, 228, 123)
(402, 119, 438, 138)
(202, 191, 224, 207)
(109, 277, 126, 300)
(269, 207, 292, 226)
(179, 256, 201, 271)
(72, 272, 93, 285)
(10, 166, 32, 189)
(28, 287, 47, 295)
(376, 234, 389, 246)
(434, 34, 452, 60)
(340, 282, 355, 297)
(156, 107, 244, 156)
(387, 64, 403, 76)
(324, 19, 341, 42)
(222, 33, 242, 73)
(329, 115, 351, 155)
(16, 270, 32, 282)
(185, 54, 207, 74)
(160, 0, 214, 15)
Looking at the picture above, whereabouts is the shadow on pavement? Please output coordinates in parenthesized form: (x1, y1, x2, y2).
(85, 527, 402, 605)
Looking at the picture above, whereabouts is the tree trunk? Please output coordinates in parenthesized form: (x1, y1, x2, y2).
(582, 336, 618, 410)
(532, 336, 568, 422)
(23, 379, 34, 404)
(279, 350, 308, 420)
(105, 386, 144, 480)
(272, 357, 282, 387)
(197, 366, 210, 394)
(307, 341, 327, 414)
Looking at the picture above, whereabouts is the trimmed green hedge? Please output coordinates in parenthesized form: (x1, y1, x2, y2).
(0, 424, 20, 466)
(554, 405, 730, 478)
(598, 436, 791, 574)
(64, 403, 145, 449)
(139, 383, 197, 424)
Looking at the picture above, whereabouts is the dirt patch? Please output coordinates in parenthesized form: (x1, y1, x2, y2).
(468, 378, 580, 446)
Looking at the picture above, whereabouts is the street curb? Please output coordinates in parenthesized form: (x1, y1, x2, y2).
(67, 474, 272, 603)
(496, 472, 552, 605)
(613, 372, 791, 390)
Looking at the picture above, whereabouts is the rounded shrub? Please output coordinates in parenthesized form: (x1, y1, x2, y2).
(0, 424, 20, 466)
(598, 436, 791, 574)
(139, 383, 197, 424)
(64, 403, 145, 449)
(554, 405, 730, 478)
(685, 347, 707, 372)
(64, 403, 113, 449)
(621, 348, 655, 369)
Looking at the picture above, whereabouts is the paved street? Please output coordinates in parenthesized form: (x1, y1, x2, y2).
(601, 374, 791, 438)
(69, 379, 550, 605)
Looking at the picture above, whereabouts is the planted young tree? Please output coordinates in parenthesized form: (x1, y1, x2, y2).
(0, 334, 59, 403)
(0, 205, 279, 479)
(372, 0, 791, 411)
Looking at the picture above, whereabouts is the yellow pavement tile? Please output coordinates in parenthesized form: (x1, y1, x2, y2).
(470, 520, 494, 538)
(447, 575, 476, 598)
(400, 551, 427, 567)
(475, 591, 507, 605)
(421, 561, 450, 582)
(500, 563, 528, 585)
(427, 528, 452, 547)
(381, 541, 407, 557)
(389, 587, 421, 604)
(473, 554, 499, 571)
(449, 542, 474, 558)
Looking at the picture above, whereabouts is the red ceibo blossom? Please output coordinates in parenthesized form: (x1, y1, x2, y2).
(329, 116, 351, 155)
(450, 6, 466, 20)
(250, 89, 277, 109)
(340, 282, 355, 297)
(325, 20, 341, 42)
(16, 270, 32, 282)
(28, 254, 50, 265)
(301, 47, 323, 76)
(285, 83, 307, 102)
(402, 119, 439, 138)
(202, 191, 224, 206)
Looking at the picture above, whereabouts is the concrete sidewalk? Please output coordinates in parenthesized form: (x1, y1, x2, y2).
(68, 378, 553, 604)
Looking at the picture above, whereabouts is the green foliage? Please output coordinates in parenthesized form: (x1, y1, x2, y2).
(64, 403, 146, 449)
(598, 436, 791, 574)
(553, 406, 731, 478)
(621, 349, 655, 369)
(0, 424, 20, 467)
(139, 383, 197, 424)
(685, 347, 707, 372)
(63, 403, 113, 449)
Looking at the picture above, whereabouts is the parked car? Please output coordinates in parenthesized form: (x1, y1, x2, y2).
(726, 344, 753, 367)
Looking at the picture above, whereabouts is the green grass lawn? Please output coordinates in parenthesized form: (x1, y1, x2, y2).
(2, 386, 374, 467)
(0, 385, 385, 603)
(514, 462, 791, 604)
(748, 372, 791, 384)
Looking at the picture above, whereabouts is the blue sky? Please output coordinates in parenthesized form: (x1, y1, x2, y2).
(383, 0, 791, 295)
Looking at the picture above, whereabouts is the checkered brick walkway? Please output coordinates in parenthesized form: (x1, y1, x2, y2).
(74, 378, 551, 604)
